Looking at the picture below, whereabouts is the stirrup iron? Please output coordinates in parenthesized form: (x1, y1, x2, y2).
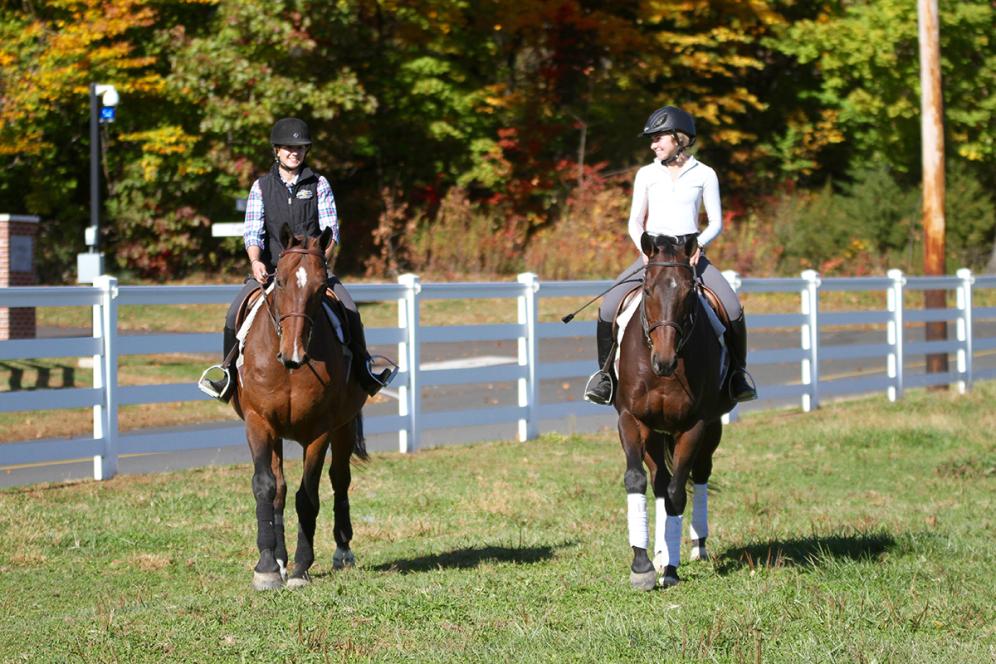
(583, 369, 615, 405)
(366, 355, 399, 388)
(197, 364, 233, 401)
(729, 369, 758, 403)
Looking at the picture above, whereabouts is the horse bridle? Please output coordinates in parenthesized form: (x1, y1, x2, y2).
(639, 260, 699, 354)
(260, 247, 327, 347)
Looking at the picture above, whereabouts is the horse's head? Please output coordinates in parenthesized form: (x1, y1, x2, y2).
(270, 224, 335, 369)
(639, 232, 699, 377)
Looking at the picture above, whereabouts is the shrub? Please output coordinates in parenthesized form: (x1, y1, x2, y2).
(524, 173, 634, 280)
(945, 159, 996, 271)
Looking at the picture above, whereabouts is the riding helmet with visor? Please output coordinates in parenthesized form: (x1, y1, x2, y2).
(270, 117, 312, 146)
(639, 105, 696, 147)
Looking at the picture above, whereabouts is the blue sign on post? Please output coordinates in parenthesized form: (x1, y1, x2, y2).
(99, 106, 116, 123)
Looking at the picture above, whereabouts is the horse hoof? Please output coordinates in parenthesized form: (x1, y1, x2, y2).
(630, 569, 657, 591)
(658, 565, 680, 588)
(286, 571, 312, 589)
(252, 571, 285, 591)
(690, 546, 709, 562)
(332, 547, 356, 570)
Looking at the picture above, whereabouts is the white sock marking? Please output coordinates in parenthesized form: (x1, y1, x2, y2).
(627, 493, 648, 549)
(689, 483, 708, 541)
(655, 497, 682, 568)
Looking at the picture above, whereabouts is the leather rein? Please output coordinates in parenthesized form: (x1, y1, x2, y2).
(639, 260, 699, 354)
(260, 246, 328, 344)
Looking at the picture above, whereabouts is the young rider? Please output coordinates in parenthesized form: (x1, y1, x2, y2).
(583, 105, 757, 405)
(199, 117, 395, 401)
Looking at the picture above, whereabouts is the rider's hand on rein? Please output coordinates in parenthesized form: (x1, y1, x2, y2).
(251, 259, 269, 284)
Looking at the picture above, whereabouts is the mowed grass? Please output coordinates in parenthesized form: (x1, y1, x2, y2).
(1, 385, 995, 662)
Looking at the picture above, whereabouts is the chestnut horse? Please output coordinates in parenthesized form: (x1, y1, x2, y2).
(615, 232, 736, 590)
(230, 224, 368, 591)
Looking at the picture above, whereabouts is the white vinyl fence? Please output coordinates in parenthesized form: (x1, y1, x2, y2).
(1, 269, 994, 480)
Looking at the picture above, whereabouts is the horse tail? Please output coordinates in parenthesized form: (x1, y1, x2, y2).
(351, 412, 369, 462)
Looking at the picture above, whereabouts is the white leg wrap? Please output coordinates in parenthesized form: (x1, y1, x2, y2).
(654, 497, 682, 568)
(689, 483, 708, 541)
(627, 493, 649, 549)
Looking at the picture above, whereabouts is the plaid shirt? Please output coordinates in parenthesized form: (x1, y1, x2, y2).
(243, 172, 339, 250)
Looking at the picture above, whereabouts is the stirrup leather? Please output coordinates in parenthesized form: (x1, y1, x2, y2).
(583, 369, 615, 405)
(197, 364, 233, 400)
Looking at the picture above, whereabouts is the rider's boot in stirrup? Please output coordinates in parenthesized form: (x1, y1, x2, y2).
(727, 314, 758, 403)
(584, 319, 616, 405)
(346, 312, 398, 397)
(198, 326, 238, 402)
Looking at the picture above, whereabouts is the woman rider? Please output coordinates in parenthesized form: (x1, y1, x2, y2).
(199, 117, 395, 401)
(584, 105, 757, 405)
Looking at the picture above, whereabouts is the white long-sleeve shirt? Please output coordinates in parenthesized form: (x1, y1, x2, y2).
(627, 156, 723, 252)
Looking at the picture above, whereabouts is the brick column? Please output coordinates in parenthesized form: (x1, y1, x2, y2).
(0, 214, 40, 339)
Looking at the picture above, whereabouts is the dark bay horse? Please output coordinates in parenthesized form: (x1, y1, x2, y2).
(230, 224, 368, 591)
(614, 232, 736, 590)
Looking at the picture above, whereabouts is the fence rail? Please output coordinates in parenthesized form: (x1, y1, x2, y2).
(2, 269, 995, 480)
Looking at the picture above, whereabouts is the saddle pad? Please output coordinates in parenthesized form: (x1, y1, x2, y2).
(614, 291, 730, 387)
(235, 284, 346, 370)
(235, 284, 272, 370)
(321, 301, 347, 346)
(613, 291, 642, 376)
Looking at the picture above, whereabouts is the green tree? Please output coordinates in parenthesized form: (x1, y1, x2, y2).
(0, 0, 173, 278)
(771, 0, 996, 188)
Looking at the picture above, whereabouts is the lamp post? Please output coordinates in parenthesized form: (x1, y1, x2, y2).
(77, 83, 118, 283)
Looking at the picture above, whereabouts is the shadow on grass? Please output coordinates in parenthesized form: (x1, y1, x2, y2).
(715, 532, 896, 575)
(368, 543, 570, 574)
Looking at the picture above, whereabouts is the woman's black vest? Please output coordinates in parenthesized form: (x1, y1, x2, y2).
(258, 163, 321, 270)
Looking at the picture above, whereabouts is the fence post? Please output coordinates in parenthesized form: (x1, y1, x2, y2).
(517, 272, 539, 441)
(721, 269, 741, 424)
(397, 273, 421, 453)
(92, 275, 119, 480)
(955, 268, 974, 394)
(800, 269, 820, 412)
(887, 269, 905, 402)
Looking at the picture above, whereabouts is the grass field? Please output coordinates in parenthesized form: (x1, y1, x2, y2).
(1, 384, 993, 662)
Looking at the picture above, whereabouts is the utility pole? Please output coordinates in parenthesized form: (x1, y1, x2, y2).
(918, 0, 947, 383)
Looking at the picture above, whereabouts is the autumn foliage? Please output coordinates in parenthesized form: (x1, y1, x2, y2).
(1, 0, 993, 282)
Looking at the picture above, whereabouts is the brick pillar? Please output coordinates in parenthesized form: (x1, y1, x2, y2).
(0, 214, 40, 339)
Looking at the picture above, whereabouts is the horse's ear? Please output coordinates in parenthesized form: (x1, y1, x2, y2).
(318, 227, 335, 257)
(279, 223, 294, 250)
(684, 235, 699, 257)
(640, 232, 655, 258)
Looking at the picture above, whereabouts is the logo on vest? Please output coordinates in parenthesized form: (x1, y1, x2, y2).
(295, 189, 314, 200)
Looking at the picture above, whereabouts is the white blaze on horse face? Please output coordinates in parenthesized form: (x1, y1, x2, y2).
(295, 266, 308, 289)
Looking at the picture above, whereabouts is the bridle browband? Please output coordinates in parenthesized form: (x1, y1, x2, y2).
(260, 246, 328, 348)
(640, 260, 699, 354)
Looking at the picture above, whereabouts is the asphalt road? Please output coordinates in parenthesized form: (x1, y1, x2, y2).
(3, 322, 994, 488)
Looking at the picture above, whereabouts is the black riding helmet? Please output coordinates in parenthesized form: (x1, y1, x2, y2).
(639, 105, 696, 147)
(270, 117, 312, 146)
